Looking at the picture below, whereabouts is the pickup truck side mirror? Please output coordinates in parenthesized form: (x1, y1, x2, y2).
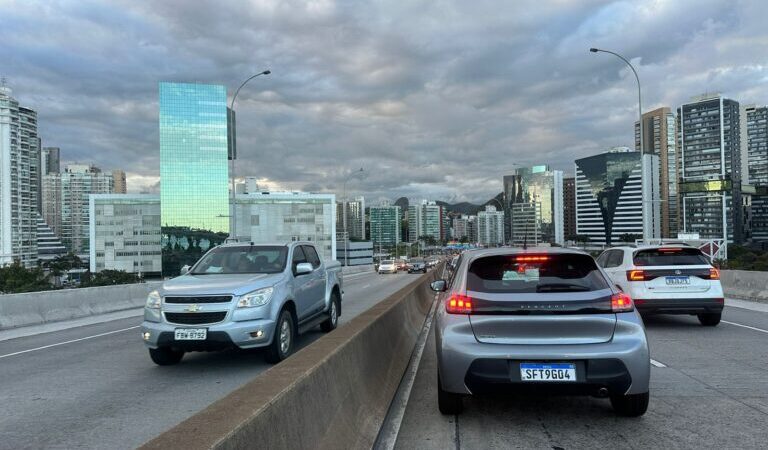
(295, 262, 313, 276)
(180, 265, 191, 275)
(430, 280, 447, 292)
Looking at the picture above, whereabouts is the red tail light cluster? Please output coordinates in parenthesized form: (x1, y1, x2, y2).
(627, 269, 646, 281)
(446, 294, 473, 314)
(611, 292, 634, 312)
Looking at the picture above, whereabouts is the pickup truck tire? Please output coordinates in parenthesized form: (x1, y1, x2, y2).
(149, 347, 184, 366)
(320, 293, 340, 332)
(265, 308, 295, 363)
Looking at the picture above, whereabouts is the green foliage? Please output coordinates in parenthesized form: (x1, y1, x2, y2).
(43, 253, 85, 276)
(0, 261, 53, 293)
(82, 270, 141, 287)
(618, 233, 641, 243)
(722, 245, 768, 271)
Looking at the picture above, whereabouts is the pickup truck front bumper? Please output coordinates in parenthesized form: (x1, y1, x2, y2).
(141, 318, 278, 351)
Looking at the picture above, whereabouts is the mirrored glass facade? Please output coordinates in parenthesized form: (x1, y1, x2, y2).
(504, 165, 563, 245)
(159, 82, 230, 275)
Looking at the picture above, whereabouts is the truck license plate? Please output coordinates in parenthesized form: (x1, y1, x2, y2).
(520, 363, 576, 382)
(174, 328, 207, 340)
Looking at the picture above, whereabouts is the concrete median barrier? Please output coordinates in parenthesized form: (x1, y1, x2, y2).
(721, 270, 768, 303)
(0, 282, 161, 330)
(140, 267, 443, 450)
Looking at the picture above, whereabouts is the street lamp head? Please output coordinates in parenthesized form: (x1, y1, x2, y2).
(589, 48, 599, 53)
(262, 70, 271, 75)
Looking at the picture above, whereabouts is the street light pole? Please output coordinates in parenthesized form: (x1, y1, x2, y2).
(229, 69, 271, 241)
(589, 48, 651, 242)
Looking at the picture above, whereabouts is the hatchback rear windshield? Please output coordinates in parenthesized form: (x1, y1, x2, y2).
(633, 248, 710, 266)
(466, 253, 610, 293)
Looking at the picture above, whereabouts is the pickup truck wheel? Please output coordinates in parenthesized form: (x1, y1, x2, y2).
(149, 347, 184, 366)
(265, 309, 295, 363)
(320, 293, 340, 332)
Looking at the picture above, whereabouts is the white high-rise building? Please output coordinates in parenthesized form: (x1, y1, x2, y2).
(0, 86, 39, 266)
(477, 205, 504, 246)
(337, 196, 366, 241)
(408, 200, 447, 243)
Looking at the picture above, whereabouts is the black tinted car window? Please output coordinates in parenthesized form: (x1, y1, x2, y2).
(467, 254, 610, 293)
(303, 245, 321, 269)
(633, 248, 710, 266)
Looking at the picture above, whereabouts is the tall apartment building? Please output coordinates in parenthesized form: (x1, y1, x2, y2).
(0, 86, 39, 266)
(36, 215, 66, 263)
(337, 196, 366, 241)
(370, 202, 401, 248)
(452, 215, 477, 243)
(575, 149, 659, 246)
(112, 170, 127, 194)
(407, 200, 447, 243)
(504, 165, 564, 246)
(746, 105, 768, 243)
(234, 192, 336, 261)
(677, 94, 748, 244)
(42, 147, 60, 174)
(563, 177, 576, 239)
(89, 194, 161, 276)
(635, 107, 678, 238)
(43, 164, 114, 256)
(477, 205, 504, 246)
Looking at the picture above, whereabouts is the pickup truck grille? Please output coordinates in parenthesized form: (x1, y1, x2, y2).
(165, 312, 227, 325)
(164, 296, 232, 304)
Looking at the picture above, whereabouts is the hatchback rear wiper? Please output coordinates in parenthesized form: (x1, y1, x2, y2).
(535, 283, 590, 292)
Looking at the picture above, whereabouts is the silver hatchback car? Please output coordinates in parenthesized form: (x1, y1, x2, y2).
(431, 248, 650, 416)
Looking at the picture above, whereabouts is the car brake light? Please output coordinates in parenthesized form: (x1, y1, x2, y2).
(709, 267, 720, 280)
(516, 256, 549, 262)
(611, 292, 634, 312)
(659, 247, 682, 252)
(627, 270, 645, 281)
(446, 294, 473, 314)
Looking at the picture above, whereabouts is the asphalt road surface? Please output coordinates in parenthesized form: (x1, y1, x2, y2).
(395, 302, 768, 450)
(0, 270, 420, 450)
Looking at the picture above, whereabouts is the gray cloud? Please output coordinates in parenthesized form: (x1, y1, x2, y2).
(1, 0, 767, 202)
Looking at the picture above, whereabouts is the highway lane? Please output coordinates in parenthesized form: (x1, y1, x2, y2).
(395, 303, 768, 449)
(0, 270, 421, 450)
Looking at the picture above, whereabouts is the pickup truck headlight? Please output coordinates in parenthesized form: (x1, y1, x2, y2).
(237, 287, 274, 308)
(146, 290, 162, 309)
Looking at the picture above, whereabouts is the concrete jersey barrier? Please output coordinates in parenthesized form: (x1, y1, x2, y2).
(140, 267, 443, 450)
(720, 270, 768, 303)
(0, 282, 162, 330)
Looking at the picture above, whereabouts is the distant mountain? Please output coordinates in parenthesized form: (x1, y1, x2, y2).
(394, 197, 409, 210)
(437, 192, 504, 216)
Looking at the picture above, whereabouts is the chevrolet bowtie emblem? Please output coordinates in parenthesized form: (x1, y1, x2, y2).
(186, 304, 201, 312)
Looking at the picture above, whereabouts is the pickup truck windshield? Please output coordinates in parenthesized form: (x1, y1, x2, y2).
(192, 246, 289, 274)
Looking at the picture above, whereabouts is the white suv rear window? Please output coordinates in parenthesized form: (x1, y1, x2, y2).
(633, 248, 710, 266)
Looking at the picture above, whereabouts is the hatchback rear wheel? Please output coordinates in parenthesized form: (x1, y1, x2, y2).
(437, 373, 463, 415)
(697, 312, 721, 326)
(610, 391, 649, 417)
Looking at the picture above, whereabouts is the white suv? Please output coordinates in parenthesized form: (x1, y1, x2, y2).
(597, 245, 724, 326)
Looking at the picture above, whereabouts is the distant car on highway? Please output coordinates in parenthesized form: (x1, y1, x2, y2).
(431, 247, 650, 417)
(141, 242, 342, 365)
(408, 258, 427, 274)
(378, 259, 397, 274)
(597, 245, 724, 326)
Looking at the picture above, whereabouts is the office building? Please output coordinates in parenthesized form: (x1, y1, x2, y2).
(504, 165, 564, 246)
(0, 86, 39, 266)
(42, 147, 60, 175)
(452, 215, 477, 243)
(575, 149, 659, 246)
(408, 200, 447, 243)
(44, 165, 114, 256)
(337, 196, 366, 241)
(635, 107, 679, 238)
(112, 170, 127, 194)
(233, 191, 336, 261)
(36, 215, 66, 263)
(677, 94, 748, 244)
(746, 105, 768, 243)
(159, 82, 230, 274)
(89, 194, 161, 276)
(563, 177, 576, 240)
(477, 205, 504, 246)
(336, 241, 373, 266)
(370, 202, 401, 248)
(235, 177, 261, 195)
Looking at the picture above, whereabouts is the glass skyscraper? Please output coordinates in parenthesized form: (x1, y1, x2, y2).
(159, 82, 230, 274)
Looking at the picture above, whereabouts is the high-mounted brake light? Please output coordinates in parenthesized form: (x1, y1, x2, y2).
(515, 256, 549, 262)
(446, 294, 473, 314)
(709, 267, 720, 280)
(627, 269, 646, 281)
(611, 292, 634, 312)
(659, 247, 682, 253)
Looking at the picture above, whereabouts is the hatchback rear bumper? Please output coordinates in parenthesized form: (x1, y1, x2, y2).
(634, 297, 724, 315)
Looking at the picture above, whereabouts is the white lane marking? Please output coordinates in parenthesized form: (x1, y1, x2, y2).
(722, 320, 768, 335)
(0, 326, 140, 360)
(361, 284, 371, 289)
(650, 359, 667, 368)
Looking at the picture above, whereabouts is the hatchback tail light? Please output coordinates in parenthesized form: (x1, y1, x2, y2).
(627, 269, 646, 281)
(611, 292, 634, 312)
(446, 294, 473, 314)
(709, 267, 720, 280)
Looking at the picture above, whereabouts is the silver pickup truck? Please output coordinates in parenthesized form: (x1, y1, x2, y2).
(141, 241, 342, 365)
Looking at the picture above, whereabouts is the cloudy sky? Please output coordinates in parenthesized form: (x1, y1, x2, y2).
(2, 0, 767, 204)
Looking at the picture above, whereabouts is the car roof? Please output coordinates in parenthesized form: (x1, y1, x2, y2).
(460, 246, 590, 257)
(218, 241, 311, 248)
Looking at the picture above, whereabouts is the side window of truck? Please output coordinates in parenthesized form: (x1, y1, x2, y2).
(292, 246, 307, 274)
(303, 245, 321, 269)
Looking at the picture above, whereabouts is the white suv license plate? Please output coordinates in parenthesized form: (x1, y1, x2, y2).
(666, 276, 690, 285)
(520, 363, 577, 382)
(174, 328, 207, 340)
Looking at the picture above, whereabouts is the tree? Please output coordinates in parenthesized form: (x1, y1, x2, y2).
(0, 261, 52, 293)
(618, 233, 641, 243)
(568, 234, 591, 247)
(82, 270, 141, 287)
(459, 235, 469, 244)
